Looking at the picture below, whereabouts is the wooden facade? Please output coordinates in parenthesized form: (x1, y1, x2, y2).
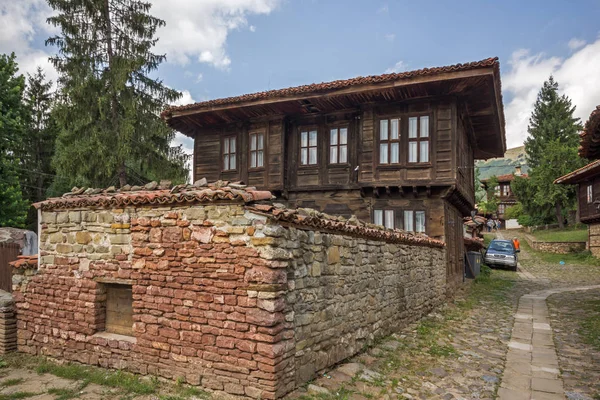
(481, 169, 527, 222)
(164, 58, 506, 290)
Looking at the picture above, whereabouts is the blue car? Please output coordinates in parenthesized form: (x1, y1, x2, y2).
(484, 239, 518, 271)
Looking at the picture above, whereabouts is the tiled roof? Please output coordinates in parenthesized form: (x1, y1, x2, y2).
(245, 204, 445, 248)
(481, 173, 528, 183)
(579, 105, 600, 159)
(10, 255, 38, 269)
(34, 180, 273, 211)
(162, 57, 500, 118)
(464, 237, 485, 251)
(555, 159, 600, 185)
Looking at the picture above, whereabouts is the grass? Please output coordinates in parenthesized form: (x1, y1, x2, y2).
(520, 239, 600, 267)
(531, 226, 588, 243)
(47, 387, 80, 400)
(0, 392, 38, 400)
(1, 378, 24, 387)
(578, 299, 600, 351)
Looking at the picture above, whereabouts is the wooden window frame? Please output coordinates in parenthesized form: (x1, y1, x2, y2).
(501, 184, 510, 197)
(299, 128, 318, 167)
(249, 131, 266, 170)
(373, 209, 395, 229)
(378, 118, 401, 165)
(328, 126, 349, 166)
(587, 184, 593, 204)
(407, 115, 431, 164)
(403, 210, 426, 233)
(498, 204, 506, 214)
(222, 135, 237, 172)
(104, 283, 133, 337)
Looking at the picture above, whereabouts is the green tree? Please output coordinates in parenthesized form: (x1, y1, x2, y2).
(479, 176, 500, 215)
(504, 203, 523, 220)
(47, 0, 189, 188)
(519, 77, 584, 228)
(0, 53, 29, 227)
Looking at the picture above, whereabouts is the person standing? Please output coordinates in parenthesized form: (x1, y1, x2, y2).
(497, 219, 502, 230)
(512, 237, 520, 251)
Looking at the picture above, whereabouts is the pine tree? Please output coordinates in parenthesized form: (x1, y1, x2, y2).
(0, 53, 29, 227)
(47, 0, 190, 188)
(524, 76, 581, 168)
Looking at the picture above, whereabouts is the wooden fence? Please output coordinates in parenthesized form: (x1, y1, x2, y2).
(0, 243, 18, 292)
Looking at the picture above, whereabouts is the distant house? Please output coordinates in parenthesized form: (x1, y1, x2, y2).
(555, 106, 600, 256)
(480, 166, 527, 227)
(162, 57, 506, 290)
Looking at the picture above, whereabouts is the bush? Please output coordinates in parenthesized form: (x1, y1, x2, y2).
(504, 203, 523, 220)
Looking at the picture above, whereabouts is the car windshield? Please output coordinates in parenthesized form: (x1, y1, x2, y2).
(488, 241, 514, 252)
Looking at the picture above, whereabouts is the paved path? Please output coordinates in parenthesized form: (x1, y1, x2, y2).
(498, 284, 600, 400)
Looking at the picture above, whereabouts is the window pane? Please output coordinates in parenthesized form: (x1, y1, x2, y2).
(408, 117, 418, 138)
(230, 153, 236, 169)
(420, 116, 429, 138)
(257, 151, 264, 167)
(374, 210, 383, 226)
(420, 141, 429, 163)
(258, 133, 264, 150)
(330, 129, 338, 145)
(380, 143, 388, 164)
(391, 118, 399, 140)
(223, 138, 229, 153)
(309, 131, 318, 146)
(380, 120, 388, 140)
(416, 211, 425, 233)
(223, 154, 229, 170)
(330, 146, 338, 164)
(301, 148, 308, 165)
(340, 128, 348, 144)
(384, 210, 394, 229)
(408, 141, 418, 163)
(250, 152, 256, 168)
(250, 134, 257, 151)
(230, 137, 236, 152)
(390, 142, 399, 163)
(339, 145, 347, 163)
(301, 131, 308, 147)
(309, 147, 317, 164)
(404, 211, 414, 232)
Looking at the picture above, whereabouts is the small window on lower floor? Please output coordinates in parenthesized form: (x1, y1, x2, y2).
(373, 209, 395, 229)
(587, 184, 593, 204)
(105, 284, 133, 336)
(404, 210, 426, 233)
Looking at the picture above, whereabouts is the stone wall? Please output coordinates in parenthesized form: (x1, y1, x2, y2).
(524, 235, 587, 254)
(589, 223, 600, 257)
(15, 201, 446, 399)
(0, 291, 16, 354)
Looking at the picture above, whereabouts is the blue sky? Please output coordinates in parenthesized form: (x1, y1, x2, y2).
(3, 0, 600, 174)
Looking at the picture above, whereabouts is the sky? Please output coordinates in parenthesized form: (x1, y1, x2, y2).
(2, 0, 600, 176)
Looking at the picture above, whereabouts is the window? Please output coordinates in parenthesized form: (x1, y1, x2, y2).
(408, 116, 430, 163)
(379, 118, 400, 164)
(495, 185, 501, 196)
(222, 136, 236, 171)
(588, 184, 593, 204)
(105, 284, 133, 336)
(330, 127, 348, 164)
(373, 209, 395, 229)
(498, 204, 506, 214)
(404, 210, 426, 233)
(249, 132, 265, 169)
(300, 130, 318, 165)
(501, 185, 510, 196)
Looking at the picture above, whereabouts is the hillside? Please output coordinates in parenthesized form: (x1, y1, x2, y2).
(476, 145, 529, 180)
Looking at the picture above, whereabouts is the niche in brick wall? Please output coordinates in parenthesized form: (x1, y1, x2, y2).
(103, 283, 133, 336)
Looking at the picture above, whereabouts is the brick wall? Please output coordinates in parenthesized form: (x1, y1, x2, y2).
(14, 201, 446, 399)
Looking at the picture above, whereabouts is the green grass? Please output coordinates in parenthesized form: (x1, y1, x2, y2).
(483, 233, 496, 247)
(1, 378, 24, 387)
(531, 227, 588, 242)
(578, 299, 600, 351)
(0, 392, 38, 400)
(520, 239, 600, 266)
(47, 387, 80, 400)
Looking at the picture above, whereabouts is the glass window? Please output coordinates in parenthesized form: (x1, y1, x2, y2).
(330, 127, 348, 164)
(384, 210, 395, 229)
(222, 136, 236, 171)
(379, 118, 400, 164)
(588, 184, 593, 204)
(374, 209, 394, 229)
(300, 130, 318, 165)
(408, 115, 430, 163)
(415, 211, 426, 233)
(373, 210, 383, 226)
(403, 211, 414, 232)
(249, 132, 265, 169)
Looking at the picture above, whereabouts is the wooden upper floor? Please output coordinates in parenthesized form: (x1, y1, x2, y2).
(163, 58, 506, 209)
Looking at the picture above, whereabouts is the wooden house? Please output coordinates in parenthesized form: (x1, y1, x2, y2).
(555, 106, 600, 256)
(162, 57, 506, 290)
(480, 166, 527, 225)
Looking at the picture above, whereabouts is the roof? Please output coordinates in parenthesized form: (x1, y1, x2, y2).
(579, 105, 600, 159)
(555, 159, 600, 185)
(34, 180, 273, 211)
(10, 255, 38, 270)
(481, 173, 528, 183)
(246, 204, 445, 248)
(163, 57, 506, 159)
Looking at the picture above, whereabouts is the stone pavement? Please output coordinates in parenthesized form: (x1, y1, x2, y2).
(498, 285, 600, 400)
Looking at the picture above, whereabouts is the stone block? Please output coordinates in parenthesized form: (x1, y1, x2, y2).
(75, 231, 92, 244)
(327, 246, 340, 264)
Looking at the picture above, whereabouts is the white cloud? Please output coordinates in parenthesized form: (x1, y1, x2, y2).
(568, 38, 586, 51)
(195, 73, 203, 83)
(249, 25, 256, 32)
(502, 38, 600, 149)
(171, 90, 196, 107)
(152, 0, 280, 69)
(385, 60, 406, 73)
(384, 33, 395, 42)
(169, 90, 196, 182)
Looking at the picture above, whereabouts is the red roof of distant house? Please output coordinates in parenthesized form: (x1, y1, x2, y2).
(579, 105, 600, 159)
(161, 57, 500, 118)
(555, 159, 600, 185)
(481, 173, 528, 183)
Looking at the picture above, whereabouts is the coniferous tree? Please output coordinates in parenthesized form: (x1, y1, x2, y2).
(47, 0, 190, 188)
(0, 53, 29, 227)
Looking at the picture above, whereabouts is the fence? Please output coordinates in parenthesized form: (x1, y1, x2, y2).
(0, 243, 18, 292)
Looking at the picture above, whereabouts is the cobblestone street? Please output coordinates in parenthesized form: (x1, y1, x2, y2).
(1, 232, 600, 400)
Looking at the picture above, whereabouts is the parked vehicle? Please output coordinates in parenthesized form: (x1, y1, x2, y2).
(484, 239, 519, 271)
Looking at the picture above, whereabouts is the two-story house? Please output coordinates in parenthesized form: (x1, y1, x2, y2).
(480, 166, 527, 225)
(162, 57, 506, 290)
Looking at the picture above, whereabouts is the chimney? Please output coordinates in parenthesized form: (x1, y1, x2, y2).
(514, 165, 522, 176)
